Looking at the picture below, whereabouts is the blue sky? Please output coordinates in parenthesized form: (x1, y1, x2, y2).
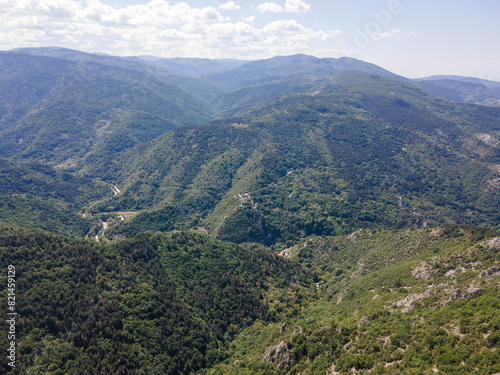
(0, 0, 498, 80)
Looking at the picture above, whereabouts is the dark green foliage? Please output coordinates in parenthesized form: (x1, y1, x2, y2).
(0, 227, 314, 374)
(0, 158, 108, 207)
(0, 158, 108, 236)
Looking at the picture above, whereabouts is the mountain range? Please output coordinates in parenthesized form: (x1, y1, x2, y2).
(0, 47, 499, 374)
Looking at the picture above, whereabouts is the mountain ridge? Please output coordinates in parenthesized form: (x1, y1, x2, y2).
(1, 47, 500, 374)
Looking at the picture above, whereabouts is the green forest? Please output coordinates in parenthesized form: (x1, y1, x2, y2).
(0, 49, 499, 374)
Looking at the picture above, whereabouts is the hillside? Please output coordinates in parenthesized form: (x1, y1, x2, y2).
(205, 54, 405, 91)
(210, 225, 500, 374)
(1, 225, 499, 374)
(0, 227, 314, 374)
(1, 49, 500, 374)
(0, 158, 108, 236)
(414, 77, 500, 107)
(89, 71, 500, 246)
(0, 51, 214, 165)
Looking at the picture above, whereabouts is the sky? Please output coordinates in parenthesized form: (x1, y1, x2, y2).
(0, 0, 499, 80)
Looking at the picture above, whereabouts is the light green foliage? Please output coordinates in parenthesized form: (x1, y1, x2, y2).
(211, 226, 500, 374)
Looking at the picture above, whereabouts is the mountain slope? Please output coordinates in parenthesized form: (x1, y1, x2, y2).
(12, 47, 224, 101)
(205, 54, 406, 91)
(0, 227, 314, 374)
(0, 52, 214, 165)
(135, 56, 249, 77)
(87, 71, 500, 246)
(209, 225, 500, 374)
(414, 78, 500, 106)
(0, 158, 108, 236)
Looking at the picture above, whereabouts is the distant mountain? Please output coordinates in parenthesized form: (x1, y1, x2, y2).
(414, 76, 500, 106)
(11, 46, 165, 75)
(205, 54, 409, 116)
(418, 75, 500, 89)
(204, 54, 406, 90)
(11, 47, 224, 101)
(13, 48, 500, 108)
(135, 56, 249, 77)
(0, 51, 214, 165)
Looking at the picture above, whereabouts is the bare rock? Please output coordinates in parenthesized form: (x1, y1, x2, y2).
(458, 288, 483, 300)
(395, 288, 432, 312)
(488, 237, 500, 250)
(262, 341, 290, 368)
(358, 316, 371, 327)
(477, 133, 500, 148)
(412, 261, 437, 281)
(479, 266, 498, 278)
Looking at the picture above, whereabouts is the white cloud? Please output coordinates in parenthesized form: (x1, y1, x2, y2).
(377, 29, 401, 38)
(256, 2, 284, 13)
(377, 29, 418, 39)
(285, 0, 311, 13)
(218, 1, 241, 11)
(0, 0, 343, 59)
(242, 16, 255, 23)
(262, 19, 305, 33)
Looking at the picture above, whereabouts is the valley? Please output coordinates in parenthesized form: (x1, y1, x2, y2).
(0, 47, 499, 374)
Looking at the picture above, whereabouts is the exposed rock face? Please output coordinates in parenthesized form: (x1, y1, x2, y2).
(488, 237, 500, 250)
(449, 287, 484, 301)
(262, 341, 291, 368)
(477, 133, 500, 148)
(479, 266, 498, 278)
(458, 288, 483, 300)
(412, 261, 437, 281)
(395, 288, 432, 313)
(358, 316, 371, 327)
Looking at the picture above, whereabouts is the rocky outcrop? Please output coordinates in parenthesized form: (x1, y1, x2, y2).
(449, 287, 484, 301)
(458, 288, 483, 300)
(358, 316, 371, 327)
(412, 261, 437, 281)
(262, 341, 291, 368)
(394, 288, 432, 313)
(479, 266, 498, 278)
(488, 237, 500, 250)
(477, 133, 500, 148)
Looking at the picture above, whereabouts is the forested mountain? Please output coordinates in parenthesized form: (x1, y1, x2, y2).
(0, 158, 107, 236)
(0, 227, 315, 374)
(204, 54, 405, 91)
(1, 225, 499, 374)
(211, 225, 500, 374)
(11, 47, 225, 101)
(414, 76, 500, 107)
(1, 48, 500, 374)
(87, 71, 500, 246)
(0, 51, 214, 165)
(134, 56, 249, 77)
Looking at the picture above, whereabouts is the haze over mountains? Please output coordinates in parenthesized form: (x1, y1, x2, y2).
(1, 47, 500, 374)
